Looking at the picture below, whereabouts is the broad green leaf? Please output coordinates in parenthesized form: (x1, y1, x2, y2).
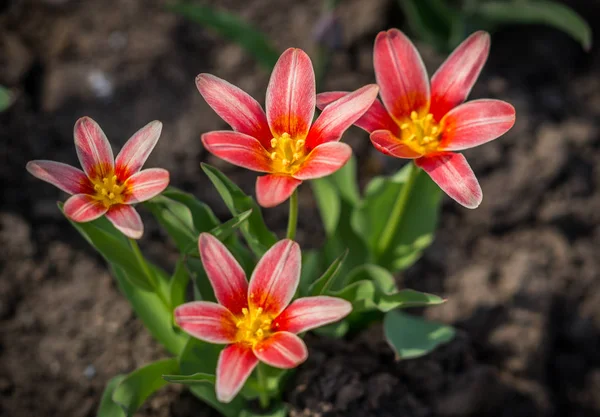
(146, 195, 197, 253)
(210, 209, 253, 242)
(308, 249, 348, 296)
(0, 86, 11, 112)
(163, 372, 215, 385)
(202, 163, 277, 256)
(169, 258, 190, 308)
(97, 375, 126, 417)
(169, 3, 279, 69)
(384, 310, 455, 359)
(298, 249, 323, 297)
(478, 1, 592, 51)
(162, 188, 220, 232)
(185, 257, 217, 303)
(329, 155, 360, 205)
(112, 358, 179, 416)
(311, 178, 340, 236)
(352, 165, 442, 272)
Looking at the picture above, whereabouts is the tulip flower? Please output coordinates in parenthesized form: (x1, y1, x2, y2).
(174, 233, 352, 403)
(197, 47, 379, 208)
(317, 30, 516, 208)
(26, 117, 169, 238)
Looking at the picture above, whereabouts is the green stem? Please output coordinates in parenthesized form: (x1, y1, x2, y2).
(129, 238, 170, 308)
(286, 190, 298, 240)
(376, 162, 420, 258)
(256, 363, 270, 409)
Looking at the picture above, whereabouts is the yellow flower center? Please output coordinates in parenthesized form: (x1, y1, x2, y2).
(235, 307, 272, 347)
(91, 174, 126, 208)
(268, 132, 307, 174)
(400, 111, 442, 154)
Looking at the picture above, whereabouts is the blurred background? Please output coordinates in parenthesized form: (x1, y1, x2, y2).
(1, 0, 599, 416)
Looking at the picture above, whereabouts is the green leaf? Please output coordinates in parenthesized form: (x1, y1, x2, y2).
(384, 310, 455, 359)
(97, 375, 126, 417)
(162, 188, 221, 232)
(202, 163, 277, 256)
(112, 358, 179, 416)
(397, 0, 456, 51)
(169, 3, 279, 69)
(169, 258, 190, 308)
(311, 178, 341, 236)
(477, 1, 592, 51)
(163, 372, 215, 385)
(210, 209, 253, 242)
(308, 249, 348, 296)
(330, 155, 361, 205)
(298, 249, 323, 297)
(352, 165, 442, 272)
(0, 86, 11, 112)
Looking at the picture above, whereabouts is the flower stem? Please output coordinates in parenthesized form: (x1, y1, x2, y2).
(376, 162, 420, 259)
(286, 190, 299, 240)
(256, 363, 270, 409)
(129, 238, 170, 307)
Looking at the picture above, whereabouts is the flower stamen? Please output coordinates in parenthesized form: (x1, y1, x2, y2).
(91, 173, 126, 208)
(400, 112, 442, 154)
(268, 132, 308, 174)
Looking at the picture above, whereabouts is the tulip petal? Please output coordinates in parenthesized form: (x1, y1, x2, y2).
(105, 204, 144, 239)
(123, 168, 170, 204)
(374, 29, 430, 122)
(26, 160, 93, 195)
(416, 152, 482, 209)
(174, 301, 239, 344)
(439, 99, 516, 151)
(272, 296, 352, 334)
(293, 142, 352, 180)
(266, 48, 315, 139)
(370, 130, 423, 159)
(255, 174, 302, 208)
(216, 344, 259, 403)
(306, 84, 379, 148)
(202, 131, 272, 173)
(253, 331, 308, 369)
(199, 233, 249, 315)
(63, 194, 108, 222)
(430, 31, 490, 121)
(317, 92, 398, 134)
(115, 120, 163, 180)
(74, 117, 114, 180)
(196, 74, 273, 148)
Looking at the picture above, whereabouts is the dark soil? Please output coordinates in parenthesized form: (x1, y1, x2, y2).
(2, 0, 600, 416)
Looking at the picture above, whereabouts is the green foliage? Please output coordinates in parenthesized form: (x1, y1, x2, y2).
(97, 375, 126, 417)
(0, 86, 11, 112)
(308, 249, 348, 296)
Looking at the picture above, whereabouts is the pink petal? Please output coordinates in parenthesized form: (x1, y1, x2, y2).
(305, 84, 379, 149)
(255, 174, 302, 208)
(266, 48, 315, 139)
(272, 296, 352, 334)
(199, 233, 249, 315)
(248, 239, 300, 317)
(174, 301, 239, 344)
(26, 160, 93, 195)
(317, 92, 398, 134)
(253, 331, 308, 369)
(196, 74, 273, 148)
(123, 168, 170, 204)
(63, 194, 108, 222)
(416, 153, 482, 209)
(202, 131, 272, 173)
(374, 29, 430, 122)
(293, 142, 352, 180)
(430, 31, 490, 121)
(73, 117, 114, 180)
(105, 204, 144, 239)
(370, 130, 423, 158)
(439, 99, 516, 151)
(216, 343, 259, 403)
(115, 120, 163, 181)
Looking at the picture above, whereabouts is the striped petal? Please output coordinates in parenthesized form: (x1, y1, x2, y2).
(255, 174, 302, 208)
(63, 194, 107, 222)
(293, 142, 352, 180)
(305, 84, 379, 149)
(374, 29, 430, 122)
(196, 74, 273, 148)
(123, 168, 170, 204)
(199, 233, 249, 315)
(202, 131, 272, 173)
(273, 296, 352, 334)
(216, 344, 259, 403)
(416, 152, 482, 209)
(430, 31, 490, 121)
(248, 239, 300, 317)
(439, 99, 516, 151)
(115, 120, 163, 180)
(74, 117, 114, 180)
(105, 204, 144, 239)
(26, 160, 93, 195)
(266, 48, 315, 139)
(253, 331, 308, 369)
(317, 92, 398, 134)
(370, 130, 423, 158)
(174, 301, 239, 344)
